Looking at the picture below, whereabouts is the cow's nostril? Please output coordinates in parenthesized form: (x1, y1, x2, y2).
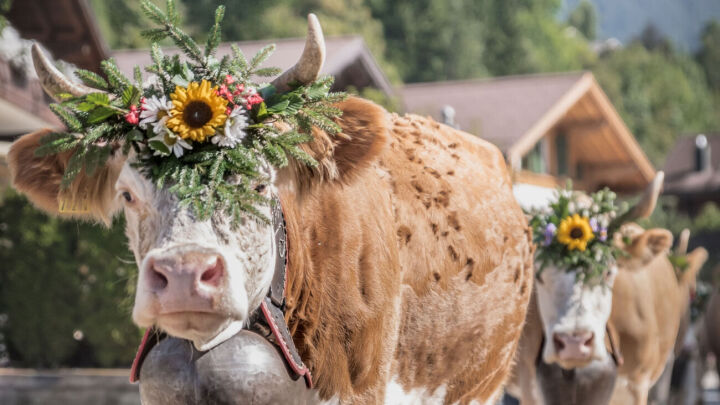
(582, 333, 594, 348)
(553, 334, 566, 351)
(148, 266, 168, 291)
(199, 258, 224, 287)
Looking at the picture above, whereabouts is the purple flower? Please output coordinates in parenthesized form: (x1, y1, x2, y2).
(544, 223, 557, 246)
(589, 218, 599, 233)
(599, 227, 608, 242)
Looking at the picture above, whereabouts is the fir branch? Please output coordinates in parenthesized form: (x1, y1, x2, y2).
(49, 104, 83, 132)
(74, 69, 108, 90)
(204, 5, 225, 58)
(101, 58, 132, 95)
(249, 44, 276, 71)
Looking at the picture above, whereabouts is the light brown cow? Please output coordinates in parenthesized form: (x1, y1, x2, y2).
(608, 226, 706, 404)
(507, 180, 707, 405)
(8, 20, 533, 404)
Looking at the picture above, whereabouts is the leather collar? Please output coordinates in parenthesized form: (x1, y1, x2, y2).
(130, 195, 312, 388)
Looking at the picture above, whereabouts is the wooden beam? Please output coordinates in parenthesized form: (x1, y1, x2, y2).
(558, 119, 608, 132)
(508, 72, 595, 169)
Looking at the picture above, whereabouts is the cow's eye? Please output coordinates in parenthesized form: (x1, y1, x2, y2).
(254, 184, 267, 194)
(122, 191, 133, 203)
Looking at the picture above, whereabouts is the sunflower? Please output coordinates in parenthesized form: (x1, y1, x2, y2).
(557, 214, 595, 251)
(166, 80, 228, 142)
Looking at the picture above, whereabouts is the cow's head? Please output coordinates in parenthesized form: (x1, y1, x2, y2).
(536, 173, 665, 369)
(8, 16, 388, 351)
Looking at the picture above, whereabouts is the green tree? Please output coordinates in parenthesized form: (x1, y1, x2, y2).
(593, 43, 718, 166)
(567, 0, 597, 40)
(89, 0, 149, 49)
(0, 190, 140, 367)
(516, 0, 596, 73)
(364, 0, 489, 82)
(697, 20, 720, 93)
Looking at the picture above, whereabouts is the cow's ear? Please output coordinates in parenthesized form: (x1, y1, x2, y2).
(625, 228, 673, 266)
(8, 129, 125, 225)
(284, 97, 388, 188)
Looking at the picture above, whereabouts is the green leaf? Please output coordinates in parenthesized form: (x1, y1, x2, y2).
(87, 106, 117, 124)
(127, 128, 144, 142)
(148, 140, 170, 155)
(266, 99, 289, 114)
(171, 74, 189, 87)
(254, 102, 269, 122)
(121, 86, 141, 106)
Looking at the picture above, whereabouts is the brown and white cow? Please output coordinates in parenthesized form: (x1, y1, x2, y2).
(507, 175, 708, 405)
(8, 18, 534, 404)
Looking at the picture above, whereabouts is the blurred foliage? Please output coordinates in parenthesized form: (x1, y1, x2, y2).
(567, 0, 597, 40)
(0, 190, 140, 367)
(697, 20, 720, 93)
(0, 0, 12, 32)
(592, 40, 719, 166)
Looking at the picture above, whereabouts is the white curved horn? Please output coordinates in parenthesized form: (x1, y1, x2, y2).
(32, 43, 96, 101)
(271, 14, 326, 92)
(609, 171, 665, 233)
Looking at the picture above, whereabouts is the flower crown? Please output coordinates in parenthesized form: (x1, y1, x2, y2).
(528, 186, 625, 284)
(34, 0, 344, 223)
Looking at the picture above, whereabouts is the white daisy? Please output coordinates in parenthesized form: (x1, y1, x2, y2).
(212, 106, 248, 148)
(149, 130, 192, 158)
(139, 95, 173, 133)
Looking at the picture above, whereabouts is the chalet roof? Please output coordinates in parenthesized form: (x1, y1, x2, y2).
(112, 36, 393, 96)
(402, 72, 586, 153)
(401, 71, 656, 192)
(663, 134, 720, 195)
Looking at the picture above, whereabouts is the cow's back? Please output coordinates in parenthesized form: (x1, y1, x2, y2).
(380, 113, 534, 403)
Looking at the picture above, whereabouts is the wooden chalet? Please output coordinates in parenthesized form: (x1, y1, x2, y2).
(401, 72, 656, 209)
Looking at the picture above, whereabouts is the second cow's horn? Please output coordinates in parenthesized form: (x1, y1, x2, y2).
(608, 171, 665, 233)
(32, 43, 97, 102)
(271, 14, 326, 93)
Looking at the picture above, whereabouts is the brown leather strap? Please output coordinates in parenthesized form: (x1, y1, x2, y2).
(130, 328, 166, 383)
(606, 324, 624, 367)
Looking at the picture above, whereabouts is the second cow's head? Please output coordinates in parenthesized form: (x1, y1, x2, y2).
(534, 173, 705, 369)
(8, 16, 388, 351)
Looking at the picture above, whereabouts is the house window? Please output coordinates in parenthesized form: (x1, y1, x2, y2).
(556, 132, 568, 176)
(522, 140, 547, 174)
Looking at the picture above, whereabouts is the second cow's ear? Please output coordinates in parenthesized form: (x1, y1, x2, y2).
(8, 129, 126, 225)
(625, 228, 673, 267)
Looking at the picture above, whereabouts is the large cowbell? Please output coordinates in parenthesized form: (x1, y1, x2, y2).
(139, 331, 319, 405)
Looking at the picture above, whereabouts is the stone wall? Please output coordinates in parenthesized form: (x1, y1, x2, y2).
(0, 369, 140, 405)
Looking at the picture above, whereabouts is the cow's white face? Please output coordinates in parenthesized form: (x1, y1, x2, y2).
(117, 163, 276, 350)
(536, 265, 617, 369)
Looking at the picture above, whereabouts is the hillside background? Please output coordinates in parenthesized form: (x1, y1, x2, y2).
(561, 0, 720, 50)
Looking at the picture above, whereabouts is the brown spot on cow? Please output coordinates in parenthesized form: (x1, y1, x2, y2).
(447, 211, 461, 231)
(448, 245, 459, 261)
(397, 225, 412, 245)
